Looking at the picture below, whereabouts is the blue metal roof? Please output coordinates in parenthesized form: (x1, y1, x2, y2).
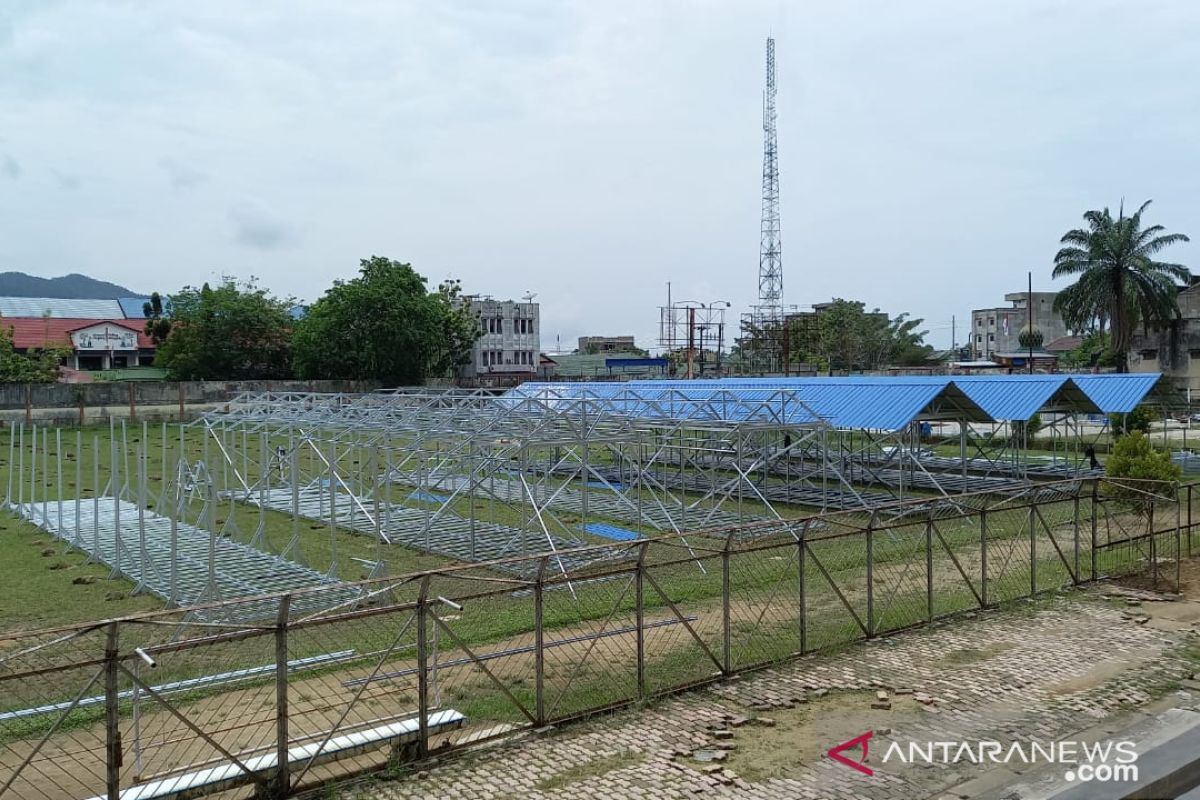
(1068, 373, 1162, 413)
(943, 376, 1100, 420)
(625, 378, 989, 430)
(506, 374, 1162, 428)
(117, 297, 152, 319)
(507, 383, 826, 425)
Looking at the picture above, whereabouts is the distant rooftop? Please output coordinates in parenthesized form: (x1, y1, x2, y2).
(0, 296, 154, 320)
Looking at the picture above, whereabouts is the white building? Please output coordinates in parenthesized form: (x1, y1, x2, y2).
(461, 297, 541, 380)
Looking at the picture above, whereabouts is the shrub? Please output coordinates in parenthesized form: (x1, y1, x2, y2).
(1109, 404, 1156, 436)
(1103, 431, 1181, 509)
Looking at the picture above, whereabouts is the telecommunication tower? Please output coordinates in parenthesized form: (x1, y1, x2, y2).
(739, 37, 794, 373)
(758, 36, 782, 313)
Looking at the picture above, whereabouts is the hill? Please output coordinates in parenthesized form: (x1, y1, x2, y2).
(0, 272, 141, 299)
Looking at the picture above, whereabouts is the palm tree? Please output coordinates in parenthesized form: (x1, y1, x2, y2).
(1052, 200, 1190, 372)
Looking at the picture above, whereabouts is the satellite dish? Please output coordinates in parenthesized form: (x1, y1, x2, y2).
(522, 292, 538, 304)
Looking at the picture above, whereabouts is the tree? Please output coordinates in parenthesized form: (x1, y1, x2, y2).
(142, 292, 172, 346)
(1052, 200, 1191, 372)
(155, 278, 294, 380)
(804, 300, 932, 372)
(1104, 431, 1180, 509)
(1058, 331, 1119, 370)
(292, 257, 481, 386)
(0, 322, 70, 383)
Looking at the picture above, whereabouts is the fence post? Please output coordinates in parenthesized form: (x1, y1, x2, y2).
(104, 621, 121, 800)
(1073, 493, 1081, 584)
(177, 383, 185, 421)
(798, 526, 807, 655)
(534, 557, 547, 727)
(1188, 484, 1193, 558)
(980, 508, 988, 608)
(1091, 480, 1099, 581)
(1029, 502, 1037, 597)
(1149, 501, 1158, 587)
(865, 517, 875, 637)
(128, 383, 136, 422)
(635, 543, 647, 700)
(721, 534, 733, 675)
(273, 595, 291, 798)
(1177, 490, 1183, 590)
(416, 575, 431, 759)
(926, 512, 934, 622)
(24, 384, 31, 427)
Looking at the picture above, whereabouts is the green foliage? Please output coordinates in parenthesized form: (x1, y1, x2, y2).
(0, 322, 70, 383)
(292, 257, 481, 386)
(1011, 412, 1043, 445)
(141, 291, 172, 347)
(1052, 200, 1191, 372)
(1058, 331, 1119, 370)
(156, 278, 294, 380)
(1109, 404, 1156, 435)
(1104, 431, 1181, 507)
(792, 299, 932, 371)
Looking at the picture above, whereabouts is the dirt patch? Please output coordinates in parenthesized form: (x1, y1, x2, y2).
(937, 643, 1011, 667)
(721, 690, 925, 782)
(534, 749, 644, 792)
(1048, 657, 1131, 695)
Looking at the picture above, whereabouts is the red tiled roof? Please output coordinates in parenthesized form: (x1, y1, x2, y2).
(1, 318, 154, 350)
(1045, 335, 1082, 353)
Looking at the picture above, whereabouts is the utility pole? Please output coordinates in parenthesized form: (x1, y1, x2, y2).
(1027, 271, 1034, 374)
(687, 307, 696, 379)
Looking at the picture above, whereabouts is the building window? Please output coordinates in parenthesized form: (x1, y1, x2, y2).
(988, 333, 994, 342)
(1140, 349, 1158, 360)
(988, 317, 994, 327)
(975, 335, 981, 343)
(976, 318, 982, 327)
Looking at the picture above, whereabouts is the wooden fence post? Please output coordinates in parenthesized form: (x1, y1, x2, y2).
(273, 596, 291, 798)
(104, 622, 121, 800)
(534, 558, 546, 726)
(416, 575, 431, 759)
(635, 543, 647, 700)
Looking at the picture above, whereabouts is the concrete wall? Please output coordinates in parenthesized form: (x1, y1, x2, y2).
(1132, 284, 1200, 395)
(0, 379, 379, 426)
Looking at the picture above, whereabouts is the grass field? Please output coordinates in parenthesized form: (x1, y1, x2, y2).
(0, 417, 1189, 639)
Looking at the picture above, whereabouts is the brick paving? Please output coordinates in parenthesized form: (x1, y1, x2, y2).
(335, 597, 1199, 800)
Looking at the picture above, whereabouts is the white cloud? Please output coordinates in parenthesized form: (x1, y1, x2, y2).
(0, 0, 1197, 348)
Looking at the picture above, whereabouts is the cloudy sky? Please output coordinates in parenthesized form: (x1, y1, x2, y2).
(2, 1, 1198, 351)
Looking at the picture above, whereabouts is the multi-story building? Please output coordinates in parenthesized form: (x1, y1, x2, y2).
(577, 335, 637, 353)
(970, 292, 1068, 360)
(1131, 281, 1200, 394)
(460, 297, 541, 380)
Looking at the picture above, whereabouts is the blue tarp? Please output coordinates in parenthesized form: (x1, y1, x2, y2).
(580, 522, 641, 541)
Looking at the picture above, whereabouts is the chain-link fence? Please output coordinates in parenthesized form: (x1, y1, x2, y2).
(1, 477, 1195, 800)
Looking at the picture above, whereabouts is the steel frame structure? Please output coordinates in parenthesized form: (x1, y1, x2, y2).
(194, 390, 842, 571)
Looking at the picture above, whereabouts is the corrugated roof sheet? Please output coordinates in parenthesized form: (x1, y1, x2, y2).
(506, 374, 1162, 428)
(627, 378, 989, 430)
(117, 297, 153, 319)
(1069, 373, 1162, 413)
(0, 297, 124, 319)
(946, 376, 1101, 419)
